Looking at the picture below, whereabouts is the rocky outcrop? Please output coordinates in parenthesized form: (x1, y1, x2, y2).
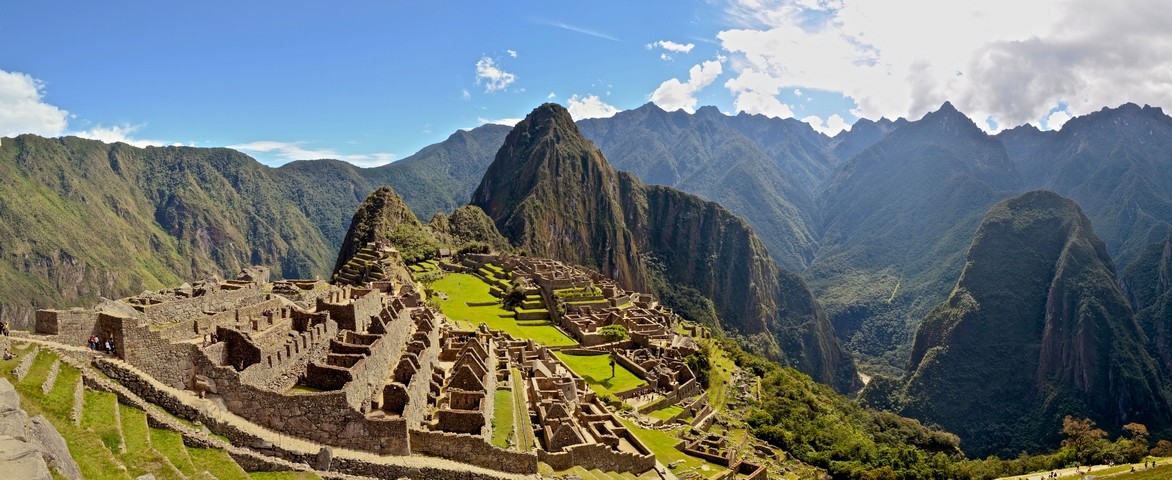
(871, 191, 1171, 456)
(471, 103, 858, 392)
(0, 378, 81, 480)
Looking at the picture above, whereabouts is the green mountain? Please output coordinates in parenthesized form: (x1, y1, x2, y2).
(332, 185, 428, 273)
(868, 190, 1170, 457)
(1121, 233, 1172, 375)
(809, 102, 1023, 372)
(471, 103, 859, 392)
(577, 103, 822, 272)
(368, 124, 512, 221)
(0, 135, 338, 328)
(0, 124, 510, 329)
(997, 103, 1172, 272)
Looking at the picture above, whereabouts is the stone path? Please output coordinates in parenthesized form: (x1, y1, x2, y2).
(998, 458, 1168, 480)
(17, 335, 537, 479)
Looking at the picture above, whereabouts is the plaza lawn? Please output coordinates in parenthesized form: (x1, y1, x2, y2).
(647, 404, 684, 421)
(431, 273, 576, 347)
(554, 352, 645, 397)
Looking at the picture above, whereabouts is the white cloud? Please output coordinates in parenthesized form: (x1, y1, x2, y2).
(73, 124, 172, 148)
(547, 92, 557, 99)
(793, 89, 802, 97)
(647, 40, 696, 54)
(507, 49, 518, 58)
(1044, 108, 1073, 131)
(477, 117, 523, 127)
(566, 94, 619, 120)
(724, 69, 794, 118)
(474, 57, 516, 93)
(0, 69, 69, 137)
(647, 40, 696, 61)
(227, 140, 395, 167)
(802, 114, 850, 135)
(650, 60, 724, 113)
(717, 0, 1172, 131)
(462, 89, 471, 100)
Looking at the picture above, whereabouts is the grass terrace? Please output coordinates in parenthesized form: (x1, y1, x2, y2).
(646, 404, 685, 422)
(0, 344, 320, 480)
(617, 418, 726, 476)
(431, 273, 576, 347)
(553, 351, 645, 397)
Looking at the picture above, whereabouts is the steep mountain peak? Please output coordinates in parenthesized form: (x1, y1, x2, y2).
(332, 185, 423, 275)
(474, 103, 858, 392)
(695, 105, 723, 117)
(918, 101, 985, 136)
(889, 189, 1169, 456)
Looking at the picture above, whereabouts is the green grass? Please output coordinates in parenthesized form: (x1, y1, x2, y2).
(617, 418, 724, 475)
(646, 405, 684, 421)
(1103, 463, 1172, 479)
(491, 388, 515, 448)
(2, 350, 131, 480)
(704, 338, 736, 409)
(151, 427, 197, 477)
(189, 447, 251, 480)
(119, 403, 184, 479)
(287, 384, 323, 394)
(554, 352, 646, 397)
(511, 368, 536, 451)
(82, 389, 123, 454)
(431, 273, 576, 347)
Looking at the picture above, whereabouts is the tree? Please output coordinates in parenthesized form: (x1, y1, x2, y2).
(1060, 416, 1108, 464)
(1151, 439, 1172, 457)
(598, 324, 628, 345)
(1116, 423, 1151, 462)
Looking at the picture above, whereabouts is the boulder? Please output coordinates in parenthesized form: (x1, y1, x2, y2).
(0, 436, 51, 480)
(29, 416, 82, 480)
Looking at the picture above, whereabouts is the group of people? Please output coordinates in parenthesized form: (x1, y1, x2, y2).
(201, 333, 219, 348)
(87, 334, 116, 355)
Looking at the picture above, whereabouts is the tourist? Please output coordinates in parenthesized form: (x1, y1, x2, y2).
(1, 320, 8, 337)
(3, 347, 14, 360)
(105, 338, 115, 355)
(87, 334, 97, 350)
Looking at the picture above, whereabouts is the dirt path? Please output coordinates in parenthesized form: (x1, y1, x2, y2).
(1000, 458, 1168, 480)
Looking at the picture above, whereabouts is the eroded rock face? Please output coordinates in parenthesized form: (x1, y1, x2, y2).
(0, 379, 55, 480)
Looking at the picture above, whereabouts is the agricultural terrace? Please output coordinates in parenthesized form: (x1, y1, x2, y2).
(429, 273, 576, 347)
(553, 351, 646, 397)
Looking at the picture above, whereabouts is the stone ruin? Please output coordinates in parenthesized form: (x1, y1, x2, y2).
(28, 261, 690, 477)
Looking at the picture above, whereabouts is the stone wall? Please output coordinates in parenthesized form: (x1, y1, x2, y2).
(409, 429, 537, 474)
(137, 285, 264, 324)
(538, 442, 656, 474)
(34, 309, 98, 345)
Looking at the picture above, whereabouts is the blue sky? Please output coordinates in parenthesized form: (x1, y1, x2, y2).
(2, 0, 1169, 166)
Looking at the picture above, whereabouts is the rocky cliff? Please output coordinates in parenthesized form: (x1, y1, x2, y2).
(876, 190, 1170, 456)
(472, 103, 858, 392)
